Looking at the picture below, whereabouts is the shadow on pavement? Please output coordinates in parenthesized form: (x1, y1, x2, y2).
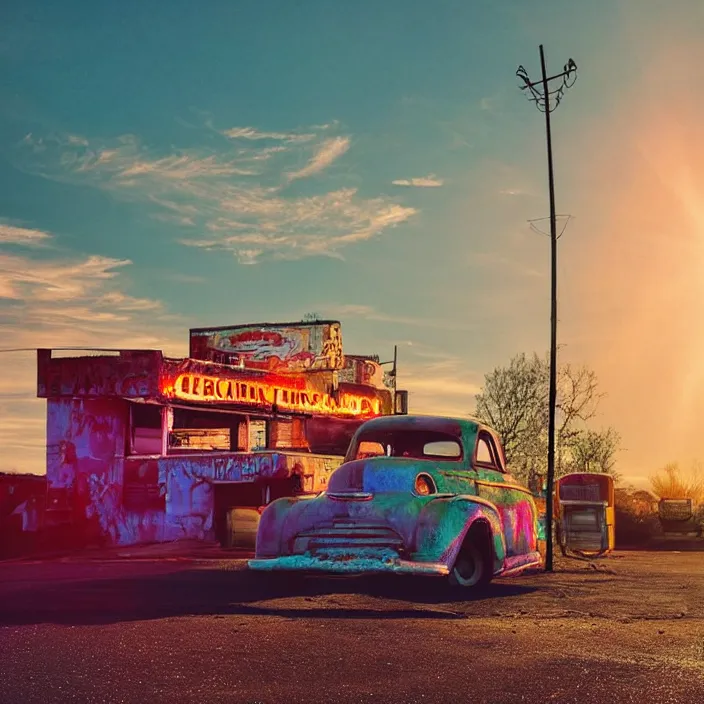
(0, 565, 539, 627)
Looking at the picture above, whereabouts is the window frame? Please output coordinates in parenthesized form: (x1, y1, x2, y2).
(348, 429, 464, 463)
(128, 402, 163, 456)
(421, 439, 462, 460)
(473, 429, 506, 473)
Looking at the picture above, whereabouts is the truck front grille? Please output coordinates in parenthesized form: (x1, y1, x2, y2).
(291, 520, 405, 554)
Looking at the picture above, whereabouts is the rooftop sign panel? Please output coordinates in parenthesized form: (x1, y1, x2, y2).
(189, 320, 344, 373)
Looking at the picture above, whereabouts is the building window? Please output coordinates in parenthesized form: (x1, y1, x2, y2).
(249, 420, 267, 450)
(170, 427, 231, 451)
(268, 418, 309, 451)
(129, 404, 163, 455)
(168, 408, 245, 453)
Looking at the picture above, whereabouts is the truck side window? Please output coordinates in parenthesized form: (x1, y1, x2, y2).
(476, 438, 493, 464)
(475, 431, 505, 473)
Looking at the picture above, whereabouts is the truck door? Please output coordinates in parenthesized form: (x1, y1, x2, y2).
(472, 429, 537, 557)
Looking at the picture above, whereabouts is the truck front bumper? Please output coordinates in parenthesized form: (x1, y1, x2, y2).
(248, 547, 449, 576)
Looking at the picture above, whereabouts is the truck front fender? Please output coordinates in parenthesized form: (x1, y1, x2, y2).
(254, 495, 316, 558)
(412, 495, 507, 574)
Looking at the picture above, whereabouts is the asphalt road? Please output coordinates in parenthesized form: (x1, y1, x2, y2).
(0, 549, 702, 704)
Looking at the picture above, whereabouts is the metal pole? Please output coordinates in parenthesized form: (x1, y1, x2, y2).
(516, 48, 577, 572)
(392, 344, 398, 413)
(540, 44, 558, 573)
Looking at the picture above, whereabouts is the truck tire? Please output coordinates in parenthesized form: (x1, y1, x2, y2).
(448, 530, 493, 589)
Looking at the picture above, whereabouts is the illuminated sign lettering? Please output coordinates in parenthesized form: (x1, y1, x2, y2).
(169, 373, 380, 417)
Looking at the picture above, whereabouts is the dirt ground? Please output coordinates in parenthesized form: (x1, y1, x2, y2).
(0, 547, 702, 703)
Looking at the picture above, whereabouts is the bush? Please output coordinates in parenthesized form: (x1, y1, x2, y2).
(614, 487, 661, 546)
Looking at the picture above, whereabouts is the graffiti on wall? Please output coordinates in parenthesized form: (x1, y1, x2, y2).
(47, 397, 344, 547)
(157, 452, 343, 538)
(38, 350, 162, 398)
(189, 321, 344, 372)
(338, 355, 387, 389)
(153, 452, 341, 542)
(46, 397, 129, 543)
(123, 459, 165, 511)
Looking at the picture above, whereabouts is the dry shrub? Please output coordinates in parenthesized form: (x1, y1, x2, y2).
(649, 462, 704, 505)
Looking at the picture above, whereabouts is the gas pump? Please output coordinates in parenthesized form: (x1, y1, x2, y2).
(554, 473, 615, 557)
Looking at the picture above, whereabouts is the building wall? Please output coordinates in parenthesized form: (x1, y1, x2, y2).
(46, 397, 129, 544)
(38, 350, 161, 398)
(114, 452, 344, 546)
(152, 452, 342, 545)
(46, 397, 344, 547)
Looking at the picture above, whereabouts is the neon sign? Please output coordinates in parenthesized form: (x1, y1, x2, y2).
(168, 373, 381, 417)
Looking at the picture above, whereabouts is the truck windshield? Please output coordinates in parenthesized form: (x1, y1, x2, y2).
(348, 429, 462, 462)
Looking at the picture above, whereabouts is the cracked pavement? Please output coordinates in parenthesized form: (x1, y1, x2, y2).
(0, 549, 702, 703)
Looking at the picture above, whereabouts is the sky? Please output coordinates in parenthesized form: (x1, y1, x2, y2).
(1, 0, 703, 489)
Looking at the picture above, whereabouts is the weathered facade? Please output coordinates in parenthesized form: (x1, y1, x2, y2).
(37, 320, 407, 548)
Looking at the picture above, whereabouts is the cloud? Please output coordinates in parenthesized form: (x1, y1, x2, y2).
(0, 222, 52, 246)
(398, 346, 484, 418)
(286, 136, 351, 181)
(223, 126, 316, 143)
(174, 187, 415, 262)
(0, 226, 185, 473)
(392, 175, 444, 188)
(0, 252, 131, 301)
(118, 155, 257, 179)
(0, 248, 176, 334)
(18, 126, 415, 265)
(74, 137, 260, 179)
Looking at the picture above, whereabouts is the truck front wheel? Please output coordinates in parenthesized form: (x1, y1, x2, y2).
(448, 530, 493, 589)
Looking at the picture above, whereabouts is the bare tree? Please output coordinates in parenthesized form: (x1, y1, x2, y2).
(565, 427, 621, 479)
(555, 363, 604, 473)
(473, 353, 546, 475)
(474, 352, 616, 482)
